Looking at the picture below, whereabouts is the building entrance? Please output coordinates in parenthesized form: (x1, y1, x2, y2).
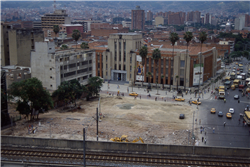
(111, 70, 127, 81)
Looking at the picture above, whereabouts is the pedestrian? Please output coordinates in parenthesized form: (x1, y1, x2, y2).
(200, 129, 202, 134)
(238, 100, 240, 103)
(204, 138, 207, 144)
(213, 128, 215, 133)
(202, 137, 204, 142)
(224, 122, 226, 127)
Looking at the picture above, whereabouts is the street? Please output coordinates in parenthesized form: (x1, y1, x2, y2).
(197, 57, 250, 148)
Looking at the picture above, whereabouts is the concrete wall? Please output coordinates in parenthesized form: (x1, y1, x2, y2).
(2, 136, 250, 158)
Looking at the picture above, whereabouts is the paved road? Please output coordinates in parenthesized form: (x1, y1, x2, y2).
(197, 58, 250, 148)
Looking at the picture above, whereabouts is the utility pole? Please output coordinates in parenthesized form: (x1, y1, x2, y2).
(192, 111, 195, 154)
(83, 128, 86, 167)
(96, 108, 98, 141)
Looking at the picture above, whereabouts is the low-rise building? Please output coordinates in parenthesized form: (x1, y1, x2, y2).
(31, 42, 96, 91)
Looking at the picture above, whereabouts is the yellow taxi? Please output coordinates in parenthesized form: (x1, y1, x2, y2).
(192, 100, 201, 105)
(175, 97, 185, 102)
(226, 113, 232, 119)
(211, 108, 216, 114)
(237, 71, 240, 75)
(233, 67, 236, 69)
(231, 84, 235, 90)
(236, 62, 238, 65)
(129, 92, 138, 96)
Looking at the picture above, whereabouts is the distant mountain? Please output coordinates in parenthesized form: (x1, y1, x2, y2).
(1, 1, 250, 13)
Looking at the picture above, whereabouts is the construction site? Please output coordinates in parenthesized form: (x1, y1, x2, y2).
(2, 94, 195, 145)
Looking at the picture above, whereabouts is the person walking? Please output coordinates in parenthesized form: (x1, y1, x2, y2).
(204, 138, 207, 144)
(224, 122, 226, 127)
(213, 128, 215, 133)
(202, 137, 204, 142)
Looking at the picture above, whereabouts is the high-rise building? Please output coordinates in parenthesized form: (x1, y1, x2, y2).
(235, 15, 245, 30)
(204, 13, 210, 24)
(168, 12, 185, 25)
(131, 6, 145, 30)
(41, 10, 71, 29)
(147, 10, 153, 21)
(245, 14, 250, 27)
(187, 11, 201, 23)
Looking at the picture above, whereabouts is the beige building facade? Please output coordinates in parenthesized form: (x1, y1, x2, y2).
(155, 16, 165, 26)
(101, 33, 143, 82)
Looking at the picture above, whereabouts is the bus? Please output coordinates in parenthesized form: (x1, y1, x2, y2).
(230, 72, 236, 80)
(241, 73, 246, 80)
(243, 111, 250, 125)
(224, 81, 231, 89)
(233, 79, 240, 88)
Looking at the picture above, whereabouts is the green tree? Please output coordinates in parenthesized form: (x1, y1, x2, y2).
(183, 31, 193, 90)
(8, 78, 53, 119)
(84, 77, 103, 100)
(152, 48, 161, 93)
(60, 44, 68, 50)
(198, 31, 207, 94)
(72, 29, 81, 49)
(81, 42, 89, 49)
(52, 79, 84, 107)
(53, 25, 59, 39)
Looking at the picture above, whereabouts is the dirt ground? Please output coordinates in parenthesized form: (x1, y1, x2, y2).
(2, 94, 195, 145)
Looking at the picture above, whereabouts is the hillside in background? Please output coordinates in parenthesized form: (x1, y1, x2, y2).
(1, 1, 250, 13)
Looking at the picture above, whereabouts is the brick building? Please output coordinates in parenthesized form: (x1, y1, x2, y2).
(187, 11, 201, 23)
(131, 6, 145, 30)
(95, 33, 219, 89)
(168, 12, 186, 25)
(59, 24, 83, 38)
(146, 10, 153, 21)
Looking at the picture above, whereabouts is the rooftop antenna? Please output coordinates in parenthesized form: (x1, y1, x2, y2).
(54, 0, 56, 12)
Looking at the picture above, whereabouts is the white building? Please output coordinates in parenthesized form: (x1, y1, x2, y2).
(31, 42, 96, 91)
(234, 15, 245, 30)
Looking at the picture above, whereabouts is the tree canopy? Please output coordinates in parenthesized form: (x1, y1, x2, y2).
(198, 31, 207, 44)
(53, 25, 59, 38)
(169, 32, 179, 46)
(183, 31, 193, 45)
(139, 46, 148, 66)
(60, 44, 68, 50)
(152, 48, 161, 62)
(8, 78, 53, 119)
(81, 42, 89, 49)
(72, 29, 81, 49)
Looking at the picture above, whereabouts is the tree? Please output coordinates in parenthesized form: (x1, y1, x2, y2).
(52, 79, 84, 107)
(72, 29, 81, 49)
(60, 44, 68, 50)
(198, 31, 207, 94)
(81, 42, 89, 49)
(8, 78, 53, 119)
(152, 48, 161, 93)
(84, 77, 103, 100)
(139, 46, 148, 86)
(183, 31, 193, 90)
(53, 25, 59, 39)
(169, 32, 179, 90)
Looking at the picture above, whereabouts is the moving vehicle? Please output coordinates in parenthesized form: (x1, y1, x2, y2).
(233, 79, 240, 88)
(243, 111, 250, 125)
(239, 83, 244, 91)
(231, 84, 235, 90)
(192, 100, 201, 105)
(129, 92, 138, 96)
(237, 71, 240, 75)
(246, 78, 250, 84)
(225, 76, 231, 81)
(219, 85, 225, 90)
(211, 108, 216, 114)
(175, 97, 185, 102)
(241, 73, 246, 80)
(179, 114, 185, 119)
(229, 108, 234, 114)
(239, 66, 244, 72)
(237, 75, 242, 80)
(219, 89, 225, 99)
(226, 113, 232, 118)
(224, 81, 231, 89)
(234, 95, 239, 99)
(218, 111, 223, 117)
(230, 72, 236, 80)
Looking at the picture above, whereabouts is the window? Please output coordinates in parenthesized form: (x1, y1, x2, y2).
(130, 74, 132, 78)
(115, 52, 117, 61)
(166, 67, 168, 74)
(124, 53, 126, 62)
(89, 60, 92, 64)
(60, 66, 63, 70)
(88, 67, 92, 71)
(82, 61, 88, 65)
(50, 76, 52, 79)
(64, 65, 67, 70)
(61, 74, 63, 78)
(124, 65, 126, 70)
(171, 69, 173, 75)
(50, 85, 53, 87)
(50, 68, 52, 70)
(106, 71, 108, 76)
(180, 69, 184, 76)
(180, 60, 185, 67)
(77, 63, 80, 66)
(161, 68, 163, 73)
(69, 63, 76, 68)
(147, 67, 149, 72)
(151, 67, 153, 72)
(130, 56, 132, 63)
(166, 60, 169, 66)
(98, 64, 100, 68)
(130, 66, 132, 72)
(161, 60, 163, 65)
(119, 52, 121, 61)
(106, 56, 107, 61)
(83, 76, 88, 80)
(147, 58, 149, 64)
(64, 71, 76, 77)
(171, 60, 173, 66)
(119, 64, 121, 70)
(106, 64, 108, 70)
(115, 64, 117, 70)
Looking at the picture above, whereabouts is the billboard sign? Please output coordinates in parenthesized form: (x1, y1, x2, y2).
(193, 64, 203, 86)
(136, 55, 144, 81)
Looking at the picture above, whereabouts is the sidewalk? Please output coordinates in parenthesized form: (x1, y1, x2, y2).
(101, 82, 212, 101)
